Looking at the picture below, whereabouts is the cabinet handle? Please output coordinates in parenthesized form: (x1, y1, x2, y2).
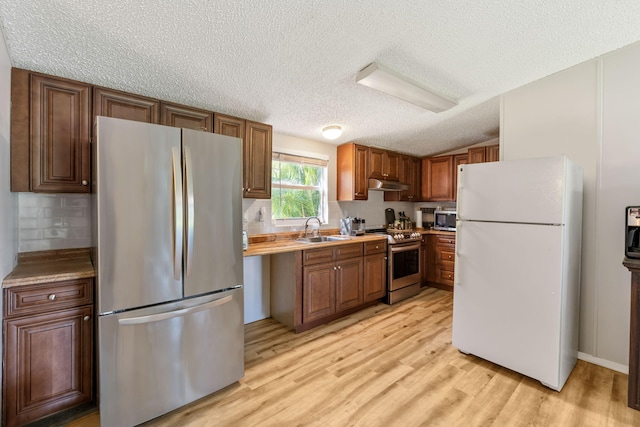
(48, 294, 56, 301)
(81, 180, 88, 186)
(247, 188, 251, 192)
(337, 265, 341, 270)
(83, 315, 91, 321)
(448, 274, 452, 279)
(375, 245, 379, 249)
(384, 257, 388, 260)
(333, 266, 337, 270)
(448, 255, 452, 260)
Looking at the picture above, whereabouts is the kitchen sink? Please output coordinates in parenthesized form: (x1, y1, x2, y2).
(295, 235, 352, 243)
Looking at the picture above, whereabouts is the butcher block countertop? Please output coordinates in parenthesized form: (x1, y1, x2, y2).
(2, 248, 95, 288)
(243, 228, 454, 257)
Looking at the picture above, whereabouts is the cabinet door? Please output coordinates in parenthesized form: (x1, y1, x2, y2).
(337, 143, 368, 201)
(160, 102, 213, 131)
(486, 144, 500, 162)
(336, 257, 364, 312)
(468, 146, 486, 164)
(93, 87, 160, 124)
(452, 154, 469, 201)
(3, 306, 93, 427)
(213, 113, 245, 140)
(420, 236, 428, 285)
(386, 155, 410, 201)
(302, 264, 336, 323)
(384, 151, 400, 181)
(423, 156, 454, 201)
(426, 235, 437, 283)
(409, 157, 422, 201)
(368, 147, 385, 179)
(243, 121, 272, 199)
(364, 252, 387, 302)
(30, 74, 91, 193)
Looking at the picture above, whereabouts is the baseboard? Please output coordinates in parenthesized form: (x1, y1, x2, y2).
(578, 351, 629, 374)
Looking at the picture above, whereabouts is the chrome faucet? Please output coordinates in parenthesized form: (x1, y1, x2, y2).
(304, 217, 322, 238)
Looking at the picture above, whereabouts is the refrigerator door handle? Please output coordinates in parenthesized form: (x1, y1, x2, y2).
(172, 147, 184, 281)
(183, 145, 195, 278)
(118, 295, 233, 326)
(457, 166, 464, 220)
(454, 221, 461, 287)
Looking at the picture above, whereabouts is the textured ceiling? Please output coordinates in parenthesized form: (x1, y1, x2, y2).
(0, 1, 639, 156)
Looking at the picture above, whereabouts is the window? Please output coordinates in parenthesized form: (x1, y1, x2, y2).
(272, 152, 328, 223)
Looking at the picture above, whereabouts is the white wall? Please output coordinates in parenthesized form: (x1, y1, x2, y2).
(0, 25, 16, 422)
(501, 42, 640, 368)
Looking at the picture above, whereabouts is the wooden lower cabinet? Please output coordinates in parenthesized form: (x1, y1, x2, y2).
(424, 233, 455, 291)
(3, 279, 94, 427)
(364, 252, 387, 302)
(335, 258, 364, 312)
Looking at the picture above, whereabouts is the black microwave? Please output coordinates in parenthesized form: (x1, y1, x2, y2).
(434, 210, 456, 231)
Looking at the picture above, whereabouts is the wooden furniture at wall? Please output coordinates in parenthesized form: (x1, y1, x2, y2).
(423, 233, 455, 291)
(369, 147, 400, 181)
(337, 143, 369, 201)
(468, 146, 486, 164)
(302, 244, 364, 323)
(160, 102, 213, 131)
(213, 114, 272, 199)
(270, 239, 388, 333)
(10, 69, 91, 193)
(93, 87, 160, 124)
(623, 258, 640, 411)
(420, 234, 429, 287)
(385, 155, 421, 202)
(3, 279, 94, 427)
(363, 241, 387, 302)
(486, 144, 500, 162)
(422, 155, 454, 201)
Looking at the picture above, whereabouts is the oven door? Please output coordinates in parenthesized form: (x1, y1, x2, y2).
(388, 242, 421, 291)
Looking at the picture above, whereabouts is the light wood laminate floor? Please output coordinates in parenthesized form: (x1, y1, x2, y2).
(69, 288, 640, 426)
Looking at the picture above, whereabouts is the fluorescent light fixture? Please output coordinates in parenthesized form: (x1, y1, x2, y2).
(322, 125, 342, 140)
(356, 62, 457, 113)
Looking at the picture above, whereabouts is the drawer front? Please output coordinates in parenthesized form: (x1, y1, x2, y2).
(335, 243, 363, 260)
(436, 267, 455, 285)
(436, 235, 456, 246)
(437, 249, 455, 264)
(4, 278, 93, 318)
(303, 247, 335, 265)
(364, 240, 387, 255)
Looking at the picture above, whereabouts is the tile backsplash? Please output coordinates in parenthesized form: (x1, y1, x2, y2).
(18, 193, 92, 252)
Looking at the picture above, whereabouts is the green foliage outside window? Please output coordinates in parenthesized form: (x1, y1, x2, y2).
(272, 154, 327, 220)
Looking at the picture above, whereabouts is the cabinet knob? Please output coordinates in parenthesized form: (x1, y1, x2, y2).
(448, 255, 452, 260)
(337, 265, 341, 270)
(83, 315, 91, 321)
(81, 180, 88, 186)
(48, 294, 56, 301)
(448, 274, 452, 279)
(384, 257, 388, 260)
(375, 245, 379, 249)
(247, 188, 251, 192)
(333, 266, 337, 271)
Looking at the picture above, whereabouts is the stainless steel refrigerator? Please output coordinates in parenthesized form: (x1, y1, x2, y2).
(453, 155, 583, 391)
(93, 116, 244, 427)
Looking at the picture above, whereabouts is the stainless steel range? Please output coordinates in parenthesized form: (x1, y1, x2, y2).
(386, 230, 422, 304)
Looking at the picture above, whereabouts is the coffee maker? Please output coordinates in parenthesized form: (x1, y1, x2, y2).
(626, 206, 640, 258)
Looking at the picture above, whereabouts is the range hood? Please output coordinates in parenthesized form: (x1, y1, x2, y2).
(368, 178, 409, 191)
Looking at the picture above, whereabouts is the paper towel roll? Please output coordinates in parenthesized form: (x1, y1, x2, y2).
(415, 210, 423, 228)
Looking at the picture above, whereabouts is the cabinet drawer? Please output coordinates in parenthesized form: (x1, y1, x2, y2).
(303, 247, 335, 265)
(4, 278, 93, 318)
(335, 243, 363, 260)
(436, 268, 455, 285)
(437, 249, 455, 264)
(364, 240, 387, 255)
(436, 235, 456, 246)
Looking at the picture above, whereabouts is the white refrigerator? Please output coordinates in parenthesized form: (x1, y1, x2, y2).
(452, 155, 583, 391)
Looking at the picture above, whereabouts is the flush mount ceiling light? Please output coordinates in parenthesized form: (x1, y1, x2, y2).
(322, 125, 342, 140)
(355, 62, 457, 113)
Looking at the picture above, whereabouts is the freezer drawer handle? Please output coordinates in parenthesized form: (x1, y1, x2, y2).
(118, 295, 233, 326)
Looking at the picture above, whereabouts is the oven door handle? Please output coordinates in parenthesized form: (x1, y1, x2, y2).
(389, 242, 421, 253)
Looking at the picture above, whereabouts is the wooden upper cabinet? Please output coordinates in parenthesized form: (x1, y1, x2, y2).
(213, 113, 246, 140)
(10, 69, 91, 193)
(243, 121, 272, 199)
(93, 87, 159, 124)
(160, 102, 213, 131)
(422, 155, 454, 201)
(337, 143, 369, 201)
(369, 147, 399, 181)
(385, 155, 420, 202)
(486, 144, 500, 162)
(468, 146, 487, 164)
(452, 154, 468, 201)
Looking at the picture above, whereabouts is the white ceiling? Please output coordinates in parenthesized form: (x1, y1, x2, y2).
(1, 1, 639, 156)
